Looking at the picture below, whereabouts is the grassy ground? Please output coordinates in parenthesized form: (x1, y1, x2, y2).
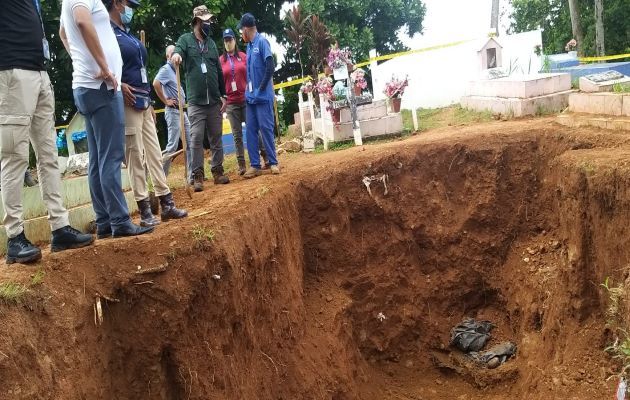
(402, 105, 494, 132)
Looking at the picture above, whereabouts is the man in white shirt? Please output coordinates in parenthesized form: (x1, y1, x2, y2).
(60, 0, 152, 238)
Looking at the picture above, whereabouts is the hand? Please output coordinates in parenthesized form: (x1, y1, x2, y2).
(165, 98, 178, 107)
(95, 68, 118, 92)
(121, 83, 136, 107)
(220, 97, 227, 113)
(171, 53, 182, 66)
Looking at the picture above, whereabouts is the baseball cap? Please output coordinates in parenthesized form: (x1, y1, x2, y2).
(237, 13, 256, 29)
(192, 5, 213, 23)
(222, 28, 235, 39)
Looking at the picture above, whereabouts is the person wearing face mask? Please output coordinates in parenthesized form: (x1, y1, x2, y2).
(170, 5, 229, 192)
(106, 0, 187, 226)
(60, 0, 152, 239)
(218, 28, 269, 175)
(238, 13, 279, 179)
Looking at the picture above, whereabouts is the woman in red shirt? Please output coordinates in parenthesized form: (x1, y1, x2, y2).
(220, 28, 267, 175)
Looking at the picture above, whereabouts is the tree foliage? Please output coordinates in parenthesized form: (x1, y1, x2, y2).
(510, 0, 630, 57)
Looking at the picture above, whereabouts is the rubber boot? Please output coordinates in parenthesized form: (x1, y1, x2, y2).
(159, 193, 188, 221)
(6, 232, 41, 264)
(137, 198, 160, 227)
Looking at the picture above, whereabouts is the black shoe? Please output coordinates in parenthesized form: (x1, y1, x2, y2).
(96, 226, 112, 239)
(112, 221, 154, 238)
(6, 232, 41, 264)
(159, 193, 188, 221)
(51, 225, 95, 252)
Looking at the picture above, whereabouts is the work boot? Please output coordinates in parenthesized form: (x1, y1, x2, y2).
(51, 225, 94, 252)
(193, 170, 204, 192)
(96, 225, 112, 239)
(238, 159, 247, 175)
(159, 193, 188, 221)
(243, 167, 262, 179)
(6, 232, 41, 264)
(212, 171, 230, 185)
(137, 198, 160, 227)
(270, 165, 281, 175)
(112, 221, 154, 238)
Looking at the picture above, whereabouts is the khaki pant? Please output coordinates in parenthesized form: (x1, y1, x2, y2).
(0, 69, 69, 238)
(123, 106, 170, 201)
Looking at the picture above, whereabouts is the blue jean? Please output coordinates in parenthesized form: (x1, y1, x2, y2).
(163, 106, 192, 178)
(246, 100, 277, 169)
(73, 84, 131, 231)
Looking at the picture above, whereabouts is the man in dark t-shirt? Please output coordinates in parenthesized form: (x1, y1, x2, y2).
(0, 0, 94, 264)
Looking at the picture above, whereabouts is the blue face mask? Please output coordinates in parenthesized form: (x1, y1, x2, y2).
(201, 23, 211, 37)
(120, 5, 134, 26)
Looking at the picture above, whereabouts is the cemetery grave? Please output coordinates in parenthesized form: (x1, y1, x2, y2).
(1, 117, 630, 399)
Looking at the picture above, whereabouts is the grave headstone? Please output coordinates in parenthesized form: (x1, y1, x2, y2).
(579, 71, 630, 93)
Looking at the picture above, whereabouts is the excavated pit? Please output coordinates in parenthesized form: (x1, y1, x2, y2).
(2, 128, 629, 399)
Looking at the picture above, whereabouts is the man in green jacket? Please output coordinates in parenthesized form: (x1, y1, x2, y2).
(171, 5, 228, 191)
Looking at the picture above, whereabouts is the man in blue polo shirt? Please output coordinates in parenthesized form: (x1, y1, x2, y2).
(238, 13, 279, 179)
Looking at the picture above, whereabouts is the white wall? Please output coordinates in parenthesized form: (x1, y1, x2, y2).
(371, 30, 543, 109)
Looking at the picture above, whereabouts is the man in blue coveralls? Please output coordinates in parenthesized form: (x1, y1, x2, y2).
(238, 13, 279, 179)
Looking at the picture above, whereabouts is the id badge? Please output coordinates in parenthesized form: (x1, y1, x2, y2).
(42, 38, 50, 60)
(140, 67, 148, 84)
(231, 81, 237, 92)
(201, 63, 207, 74)
(248, 82, 253, 92)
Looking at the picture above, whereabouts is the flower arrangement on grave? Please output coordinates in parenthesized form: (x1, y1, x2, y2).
(326, 44, 352, 70)
(300, 77, 314, 94)
(383, 75, 409, 99)
(314, 76, 334, 113)
(565, 39, 577, 52)
(351, 68, 368, 95)
(384, 75, 408, 113)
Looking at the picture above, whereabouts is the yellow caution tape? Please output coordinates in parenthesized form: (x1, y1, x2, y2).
(579, 53, 630, 63)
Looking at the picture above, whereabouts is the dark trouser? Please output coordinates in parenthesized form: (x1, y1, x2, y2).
(246, 101, 277, 169)
(73, 84, 131, 231)
(226, 103, 266, 164)
(188, 102, 224, 175)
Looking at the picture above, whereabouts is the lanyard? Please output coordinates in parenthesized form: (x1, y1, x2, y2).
(117, 25, 144, 66)
(197, 40, 207, 54)
(227, 53, 237, 81)
(32, 0, 45, 35)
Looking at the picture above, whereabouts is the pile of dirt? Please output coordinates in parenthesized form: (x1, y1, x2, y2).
(1, 118, 629, 399)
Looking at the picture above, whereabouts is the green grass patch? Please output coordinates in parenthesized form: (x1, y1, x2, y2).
(31, 269, 45, 286)
(613, 83, 630, 93)
(0, 282, 29, 303)
(402, 105, 493, 132)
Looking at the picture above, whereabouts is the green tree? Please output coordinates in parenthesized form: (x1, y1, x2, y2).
(510, 0, 629, 57)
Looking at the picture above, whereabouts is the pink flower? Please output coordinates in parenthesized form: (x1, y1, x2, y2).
(384, 75, 408, 99)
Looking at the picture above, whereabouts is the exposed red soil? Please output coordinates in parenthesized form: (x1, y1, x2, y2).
(2, 117, 630, 399)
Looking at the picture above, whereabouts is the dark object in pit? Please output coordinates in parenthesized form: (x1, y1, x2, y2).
(450, 318, 495, 352)
(469, 341, 517, 369)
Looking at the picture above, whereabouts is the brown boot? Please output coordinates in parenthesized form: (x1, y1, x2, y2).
(193, 170, 204, 192)
(212, 171, 230, 184)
